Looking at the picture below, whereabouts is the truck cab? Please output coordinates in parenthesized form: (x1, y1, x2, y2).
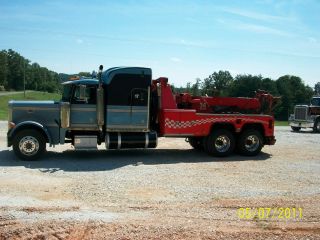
(8, 67, 157, 160)
(289, 96, 320, 132)
(8, 66, 277, 160)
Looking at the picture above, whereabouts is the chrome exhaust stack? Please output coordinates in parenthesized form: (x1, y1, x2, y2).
(97, 65, 104, 131)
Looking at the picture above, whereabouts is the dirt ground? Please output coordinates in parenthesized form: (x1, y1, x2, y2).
(0, 122, 319, 239)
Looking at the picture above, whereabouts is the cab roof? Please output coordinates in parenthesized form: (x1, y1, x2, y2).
(62, 78, 98, 85)
(102, 67, 151, 84)
(62, 67, 152, 85)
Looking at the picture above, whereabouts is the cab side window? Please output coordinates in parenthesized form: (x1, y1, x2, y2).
(87, 86, 97, 104)
(71, 85, 97, 104)
(311, 98, 320, 106)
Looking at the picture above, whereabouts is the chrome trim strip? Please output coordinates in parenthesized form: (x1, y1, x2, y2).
(106, 128, 148, 132)
(107, 124, 148, 129)
(106, 133, 110, 149)
(69, 127, 99, 131)
(70, 108, 97, 112)
(60, 102, 70, 128)
(196, 113, 272, 117)
(289, 121, 314, 128)
(8, 105, 12, 125)
(70, 123, 97, 127)
(117, 132, 121, 149)
(12, 107, 58, 111)
(145, 132, 149, 148)
(107, 109, 148, 113)
(163, 134, 195, 137)
(146, 86, 150, 131)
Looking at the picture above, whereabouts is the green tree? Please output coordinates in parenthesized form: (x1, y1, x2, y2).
(191, 78, 201, 96)
(202, 70, 233, 96)
(7, 49, 25, 90)
(201, 75, 214, 96)
(229, 74, 263, 97)
(261, 77, 278, 95)
(0, 50, 8, 89)
(275, 75, 313, 120)
(0, 49, 62, 93)
(186, 82, 191, 93)
(212, 70, 233, 96)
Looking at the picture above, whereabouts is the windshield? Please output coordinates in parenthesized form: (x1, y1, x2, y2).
(311, 98, 320, 106)
(61, 85, 73, 102)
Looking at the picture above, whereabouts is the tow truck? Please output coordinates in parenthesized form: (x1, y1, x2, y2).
(289, 96, 320, 132)
(7, 66, 278, 160)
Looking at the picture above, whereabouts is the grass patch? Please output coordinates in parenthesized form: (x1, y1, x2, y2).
(275, 121, 288, 126)
(0, 91, 61, 120)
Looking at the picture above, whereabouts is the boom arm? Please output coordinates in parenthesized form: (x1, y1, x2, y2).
(152, 78, 280, 115)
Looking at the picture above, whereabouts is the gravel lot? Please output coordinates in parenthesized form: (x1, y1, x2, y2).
(0, 121, 319, 239)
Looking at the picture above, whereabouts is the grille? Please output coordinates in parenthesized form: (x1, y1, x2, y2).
(294, 106, 307, 120)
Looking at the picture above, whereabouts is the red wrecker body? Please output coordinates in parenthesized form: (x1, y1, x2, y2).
(153, 77, 277, 156)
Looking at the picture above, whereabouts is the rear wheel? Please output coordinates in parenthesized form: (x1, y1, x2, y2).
(12, 129, 46, 160)
(291, 126, 301, 132)
(187, 137, 203, 150)
(204, 129, 235, 157)
(313, 118, 320, 133)
(237, 129, 263, 156)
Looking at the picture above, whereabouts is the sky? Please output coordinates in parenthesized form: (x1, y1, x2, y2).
(0, 0, 319, 87)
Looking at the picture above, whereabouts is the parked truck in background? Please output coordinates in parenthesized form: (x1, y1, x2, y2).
(289, 97, 320, 132)
(7, 66, 278, 160)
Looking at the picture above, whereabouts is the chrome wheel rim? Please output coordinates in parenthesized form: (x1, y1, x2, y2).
(244, 135, 260, 152)
(214, 135, 231, 153)
(19, 136, 39, 156)
(317, 122, 320, 131)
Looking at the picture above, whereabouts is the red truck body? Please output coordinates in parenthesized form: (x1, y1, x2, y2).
(154, 77, 276, 145)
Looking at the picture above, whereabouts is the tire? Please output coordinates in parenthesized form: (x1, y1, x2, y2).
(313, 118, 320, 133)
(187, 137, 203, 150)
(237, 129, 263, 156)
(204, 129, 235, 157)
(12, 129, 46, 161)
(291, 126, 301, 132)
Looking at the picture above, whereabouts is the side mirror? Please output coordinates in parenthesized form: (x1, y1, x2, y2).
(79, 85, 86, 100)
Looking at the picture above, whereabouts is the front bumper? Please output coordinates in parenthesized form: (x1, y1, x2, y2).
(289, 120, 314, 128)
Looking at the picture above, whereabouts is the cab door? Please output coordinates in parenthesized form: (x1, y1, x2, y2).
(70, 84, 98, 129)
(130, 87, 149, 128)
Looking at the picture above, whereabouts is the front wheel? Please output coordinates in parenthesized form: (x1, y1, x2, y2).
(291, 126, 301, 132)
(204, 129, 235, 157)
(12, 129, 46, 160)
(237, 129, 263, 156)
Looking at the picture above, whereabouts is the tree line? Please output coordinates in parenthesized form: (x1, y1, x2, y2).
(0, 49, 60, 93)
(172, 71, 319, 120)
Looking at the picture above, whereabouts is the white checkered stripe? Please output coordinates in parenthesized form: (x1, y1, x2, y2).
(165, 118, 221, 129)
(165, 117, 268, 129)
